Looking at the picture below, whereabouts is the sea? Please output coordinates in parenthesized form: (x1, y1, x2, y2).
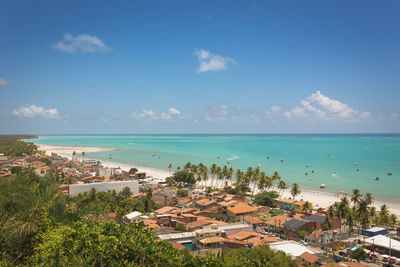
(31, 134, 400, 202)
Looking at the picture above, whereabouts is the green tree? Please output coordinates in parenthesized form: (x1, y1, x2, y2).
(129, 167, 138, 174)
(290, 183, 301, 200)
(253, 191, 279, 206)
(173, 170, 196, 186)
(350, 248, 367, 261)
(177, 189, 188, 197)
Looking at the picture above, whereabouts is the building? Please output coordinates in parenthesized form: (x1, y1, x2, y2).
(194, 228, 225, 256)
(362, 227, 387, 237)
(226, 205, 258, 222)
(157, 231, 197, 250)
(279, 198, 297, 209)
(124, 211, 142, 224)
(364, 234, 400, 258)
(283, 219, 314, 239)
(298, 252, 321, 266)
(265, 215, 292, 230)
(68, 180, 139, 196)
(270, 240, 318, 258)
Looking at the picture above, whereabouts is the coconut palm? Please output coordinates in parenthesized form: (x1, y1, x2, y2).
(351, 189, 361, 207)
(210, 164, 218, 188)
(290, 183, 301, 200)
(166, 163, 173, 176)
(81, 151, 86, 160)
(217, 167, 224, 188)
(278, 180, 289, 200)
(184, 162, 192, 171)
(302, 201, 313, 214)
(379, 204, 390, 227)
(272, 171, 281, 189)
(364, 193, 373, 206)
(226, 167, 233, 187)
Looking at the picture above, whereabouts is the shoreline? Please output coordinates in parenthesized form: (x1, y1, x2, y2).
(36, 143, 400, 216)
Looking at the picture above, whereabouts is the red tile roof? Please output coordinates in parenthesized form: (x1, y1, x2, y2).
(227, 205, 258, 215)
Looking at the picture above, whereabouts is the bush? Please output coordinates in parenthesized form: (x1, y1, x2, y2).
(173, 170, 195, 186)
(253, 191, 279, 206)
(350, 247, 367, 261)
(177, 189, 188, 197)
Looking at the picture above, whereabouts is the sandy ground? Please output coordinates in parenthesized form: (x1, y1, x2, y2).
(39, 144, 400, 216)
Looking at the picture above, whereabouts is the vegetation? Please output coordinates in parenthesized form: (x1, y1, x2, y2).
(0, 135, 37, 157)
(129, 167, 138, 174)
(173, 170, 196, 186)
(253, 191, 279, 206)
(350, 247, 367, 261)
(177, 189, 189, 197)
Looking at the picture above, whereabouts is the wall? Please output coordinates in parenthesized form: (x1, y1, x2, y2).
(69, 180, 139, 196)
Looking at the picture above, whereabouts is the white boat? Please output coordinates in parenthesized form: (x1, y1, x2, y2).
(320, 184, 326, 189)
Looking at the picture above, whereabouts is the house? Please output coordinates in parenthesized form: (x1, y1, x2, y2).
(227, 205, 258, 222)
(293, 200, 307, 213)
(154, 206, 178, 215)
(270, 240, 318, 258)
(30, 160, 46, 169)
(283, 219, 315, 239)
(34, 166, 50, 176)
(186, 219, 226, 230)
(264, 215, 292, 230)
(227, 231, 279, 248)
(298, 252, 321, 266)
(362, 226, 387, 237)
(195, 198, 218, 211)
(243, 215, 264, 230)
(305, 214, 341, 230)
(305, 230, 340, 245)
(194, 228, 225, 256)
(321, 263, 367, 267)
(124, 211, 142, 224)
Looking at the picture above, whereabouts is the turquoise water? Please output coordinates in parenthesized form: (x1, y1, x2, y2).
(31, 134, 400, 201)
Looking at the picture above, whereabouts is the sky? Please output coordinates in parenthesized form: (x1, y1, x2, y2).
(0, 0, 399, 134)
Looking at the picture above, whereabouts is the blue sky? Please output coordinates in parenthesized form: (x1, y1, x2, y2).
(0, 0, 399, 134)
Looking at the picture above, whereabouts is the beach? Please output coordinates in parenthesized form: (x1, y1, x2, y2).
(37, 143, 400, 216)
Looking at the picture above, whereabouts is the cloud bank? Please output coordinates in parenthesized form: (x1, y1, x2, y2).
(12, 105, 59, 119)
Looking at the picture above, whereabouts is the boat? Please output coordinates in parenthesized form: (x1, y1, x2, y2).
(375, 177, 380, 180)
(280, 159, 284, 162)
(356, 168, 360, 172)
(305, 172, 308, 176)
(332, 172, 337, 177)
(266, 156, 270, 159)
(320, 184, 326, 189)
(311, 170, 314, 173)
(354, 162, 358, 166)
(387, 172, 392, 176)
(305, 164, 309, 168)
(328, 153, 332, 156)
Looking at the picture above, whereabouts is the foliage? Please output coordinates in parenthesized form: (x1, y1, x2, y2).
(223, 245, 297, 267)
(0, 135, 37, 157)
(211, 214, 225, 221)
(39, 157, 52, 166)
(175, 223, 187, 232)
(253, 191, 279, 206)
(177, 189, 189, 197)
(28, 221, 184, 266)
(350, 248, 367, 261)
(129, 167, 138, 174)
(173, 170, 196, 186)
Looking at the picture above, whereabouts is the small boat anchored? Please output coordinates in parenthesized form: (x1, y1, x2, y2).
(320, 184, 326, 189)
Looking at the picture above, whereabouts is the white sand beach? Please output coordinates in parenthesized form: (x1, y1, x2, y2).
(39, 143, 400, 216)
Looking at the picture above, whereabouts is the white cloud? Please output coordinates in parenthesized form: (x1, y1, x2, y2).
(194, 49, 236, 73)
(168, 108, 181, 115)
(132, 107, 183, 120)
(270, 105, 281, 112)
(205, 105, 229, 121)
(12, 105, 59, 119)
(283, 91, 370, 121)
(53, 33, 111, 53)
(0, 77, 11, 86)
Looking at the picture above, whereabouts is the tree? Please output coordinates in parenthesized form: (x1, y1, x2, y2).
(351, 189, 361, 207)
(350, 248, 367, 261)
(278, 180, 289, 200)
(167, 163, 173, 176)
(172, 170, 196, 186)
(253, 191, 279, 206)
(290, 183, 301, 200)
(177, 189, 188, 197)
(301, 201, 313, 214)
(129, 168, 138, 174)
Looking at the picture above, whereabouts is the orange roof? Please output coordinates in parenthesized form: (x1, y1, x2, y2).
(227, 205, 258, 215)
(279, 198, 296, 204)
(321, 263, 367, 267)
(154, 206, 176, 214)
(308, 230, 324, 239)
(196, 198, 216, 207)
(265, 215, 291, 228)
(299, 252, 320, 264)
(172, 243, 186, 250)
(218, 200, 239, 207)
(227, 231, 279, 246)
(243, 215, 263, 224)
(294, 200, 307, 207)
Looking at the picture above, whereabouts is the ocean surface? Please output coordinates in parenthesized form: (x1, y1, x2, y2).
(31, 134, 400, 202)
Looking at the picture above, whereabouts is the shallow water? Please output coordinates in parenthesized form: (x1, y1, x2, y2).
(32, 134, 400, 202)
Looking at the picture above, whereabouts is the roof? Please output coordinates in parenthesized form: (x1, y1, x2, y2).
(284, 219, 308, 229)
(196, 198, 217, 207)
(270, 241, 317, 257)
(364, 235, 400, 252)
(172, 243, 186, 250)
(306, 214, 326, 224)
(125, 211, 142, 220)
(321, 263, 367, 267)
(299, 252, 320, 263)
(157, 232, 197, 240)
(198, 236, 225, 244)
(279, 198, 297, 204)
(265, 215, 292, 228)
(293, 200, 306, 207)
(219, 200, 239, 207)
(307, 230, 324, 239)
(364, 226, 386, 233)
(243, 215, 263, 224)
(227, 205, 258, 215)
(154, 206, 176, 214)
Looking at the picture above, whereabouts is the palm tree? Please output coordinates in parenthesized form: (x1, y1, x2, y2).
(290, 183, 301, 200)
(72, 151, 76, 161)
(217, 167, 224, 188)
(379, 204, 390, 227)
(257, 174, 266, 193)
(272, 171, 281, 190)
(364, 193, 373, 206)
(278, 180, 288, 200)
(351, 189, 361, 207)
(167, 163, 173, 176)
(302, 201, 313, 214)
(251, 167, 261, 195)
(324, 216, 334, 254)
(81, 151, 86, 160)
(210, 164, 218, 188)
(184, 162, 192, 171)
(226, 167, 233, 187)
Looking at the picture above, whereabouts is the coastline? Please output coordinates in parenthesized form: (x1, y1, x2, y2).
(37, 143, 400, 216)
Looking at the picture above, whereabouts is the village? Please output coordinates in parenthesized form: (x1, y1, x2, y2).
(1, 150, 400, 267)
